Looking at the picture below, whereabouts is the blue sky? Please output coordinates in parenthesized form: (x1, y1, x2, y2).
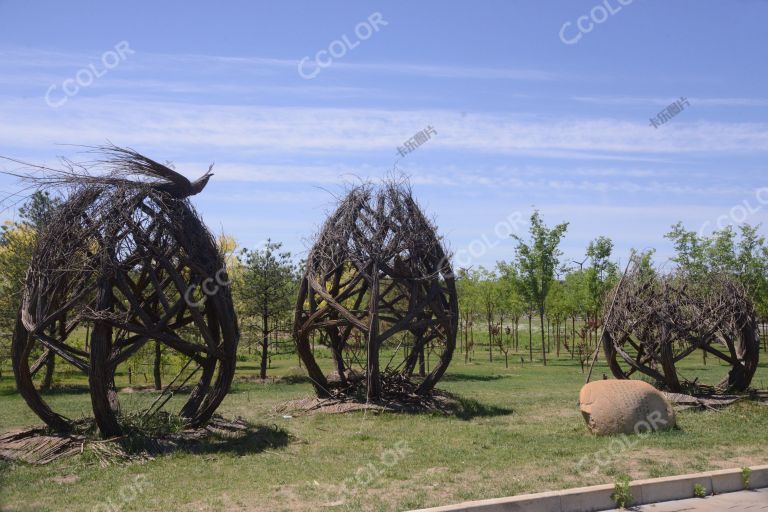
(1, 0, 767, 269)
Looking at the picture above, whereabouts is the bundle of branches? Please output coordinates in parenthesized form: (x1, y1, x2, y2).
(281, 371, 460, 415)
(293, 180, 458, 402)
(5, 145, 239, 437)
(0, 414, 253, 466)
(601, 258, 759, 393)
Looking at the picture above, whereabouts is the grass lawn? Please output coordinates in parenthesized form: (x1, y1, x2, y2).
(0, 349, 767, 511)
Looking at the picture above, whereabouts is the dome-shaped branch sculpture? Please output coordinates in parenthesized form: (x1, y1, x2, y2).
(293, 182, 458, 401)
(8, 146, 239, 437)
(601, 260, 759, 393)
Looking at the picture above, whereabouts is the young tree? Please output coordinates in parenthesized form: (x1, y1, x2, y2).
(512, 210, 568, 365)
(497, 261, 525, 353)
(545, 279, 567, 357)
(665, 222, 709, 279)
(238, 240, 297, 379)
(666, 222, 768, 300)
(584, 236, 618, 342)
(735, 225, 768, 320)
(476, 267, 501, 363)
(456, 268, 481, 363)
(561, 269, 588, 357)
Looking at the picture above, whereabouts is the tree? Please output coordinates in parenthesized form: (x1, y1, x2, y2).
(666, 222, 768, 312)
(665, 222, 709, 280)
(0, 223, 35, 378)
(0, 192, 61, 385)
(735, 225, 768, 320)
(238, 240, 297, 379)
(632, 248, 657, 279)
(18, 191, 62, 231)
(545, 279, 567, 357)
(512, 210, 568, 365)
(476, 267, 500, 363)
(584, 236, 618, 342)
(497, 261, 525, 354)
(456, 268, 481, 363)
(561, 270, 587, 358)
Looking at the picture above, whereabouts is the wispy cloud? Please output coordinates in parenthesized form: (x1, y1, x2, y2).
(0, 46, 559, 82)
(572, 95, 768, 108)
(2, 97, 768, 158)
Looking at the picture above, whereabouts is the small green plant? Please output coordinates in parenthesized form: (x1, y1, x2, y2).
(611, 475, 633, 509)
(693, 483, 707, 498)
(117, 411, 187, 453)
(742, 466, 752, 489)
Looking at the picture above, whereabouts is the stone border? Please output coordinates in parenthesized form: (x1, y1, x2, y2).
(409, 465, 768, 512)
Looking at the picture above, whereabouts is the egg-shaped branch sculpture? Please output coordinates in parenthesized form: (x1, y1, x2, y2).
(10, 146, 239, 437)
(601, 260, 759, 393)
(293, 183, 458, 401)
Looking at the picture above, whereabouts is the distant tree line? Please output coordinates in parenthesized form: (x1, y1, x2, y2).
(2, 196, 767, 382)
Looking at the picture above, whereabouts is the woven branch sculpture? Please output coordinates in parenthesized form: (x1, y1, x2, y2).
(9, 146, 239, 437)
(601, 260, 759, 393)
(293, 182, 458, 401)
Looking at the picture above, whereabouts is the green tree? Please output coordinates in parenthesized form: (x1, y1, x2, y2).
(238, 240, 297, 379)
(666, 223, 768, 309)
(631, 248, 657, 279)
(561, 270, 588, 357)
(545, 279, 568, 357)
(18, 191, 62, 231)
(735, 225, 768, 318)
(665, 222, 709, 279)
(584, 236, 618, 341)
(456, 268, 481, 363)
(512, 210, 569, 365)
(497, 261, 526, 354)
(0, 191, 61, 383)
(476, 267, 501, 363)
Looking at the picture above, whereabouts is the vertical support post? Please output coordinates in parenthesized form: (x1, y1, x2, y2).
(366, 261, 381, 401)
(90, 278, 122, 437)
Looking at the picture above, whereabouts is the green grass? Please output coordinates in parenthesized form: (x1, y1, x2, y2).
(0, 349, 766, 512)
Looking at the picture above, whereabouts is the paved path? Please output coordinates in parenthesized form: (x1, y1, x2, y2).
(610, 487, 768, 511)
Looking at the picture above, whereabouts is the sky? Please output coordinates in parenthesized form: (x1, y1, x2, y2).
(1, 0, 767, 270)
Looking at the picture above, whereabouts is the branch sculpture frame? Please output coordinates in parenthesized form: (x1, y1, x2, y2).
(601, 261, 760, 393)
(9, 147, 239, 437)
(293, 182, 458, 401)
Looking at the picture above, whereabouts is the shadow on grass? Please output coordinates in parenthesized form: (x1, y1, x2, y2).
(183, 424, 291, 456)
(0, 386, 18, 397)
(279, 374, 313, 385)
(441, 373, 507, 383)
(442, 393, 514, 420)
(236, 374, 313, 386)
(0, 458, 10, 476)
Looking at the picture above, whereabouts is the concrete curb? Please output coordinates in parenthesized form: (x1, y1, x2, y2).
(408, 465, 768, 512)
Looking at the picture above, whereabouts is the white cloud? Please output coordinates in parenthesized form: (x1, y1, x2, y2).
(1, 46, 558, 82)
(2, 97, 768, 159)
(572, 95, 768, 108)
